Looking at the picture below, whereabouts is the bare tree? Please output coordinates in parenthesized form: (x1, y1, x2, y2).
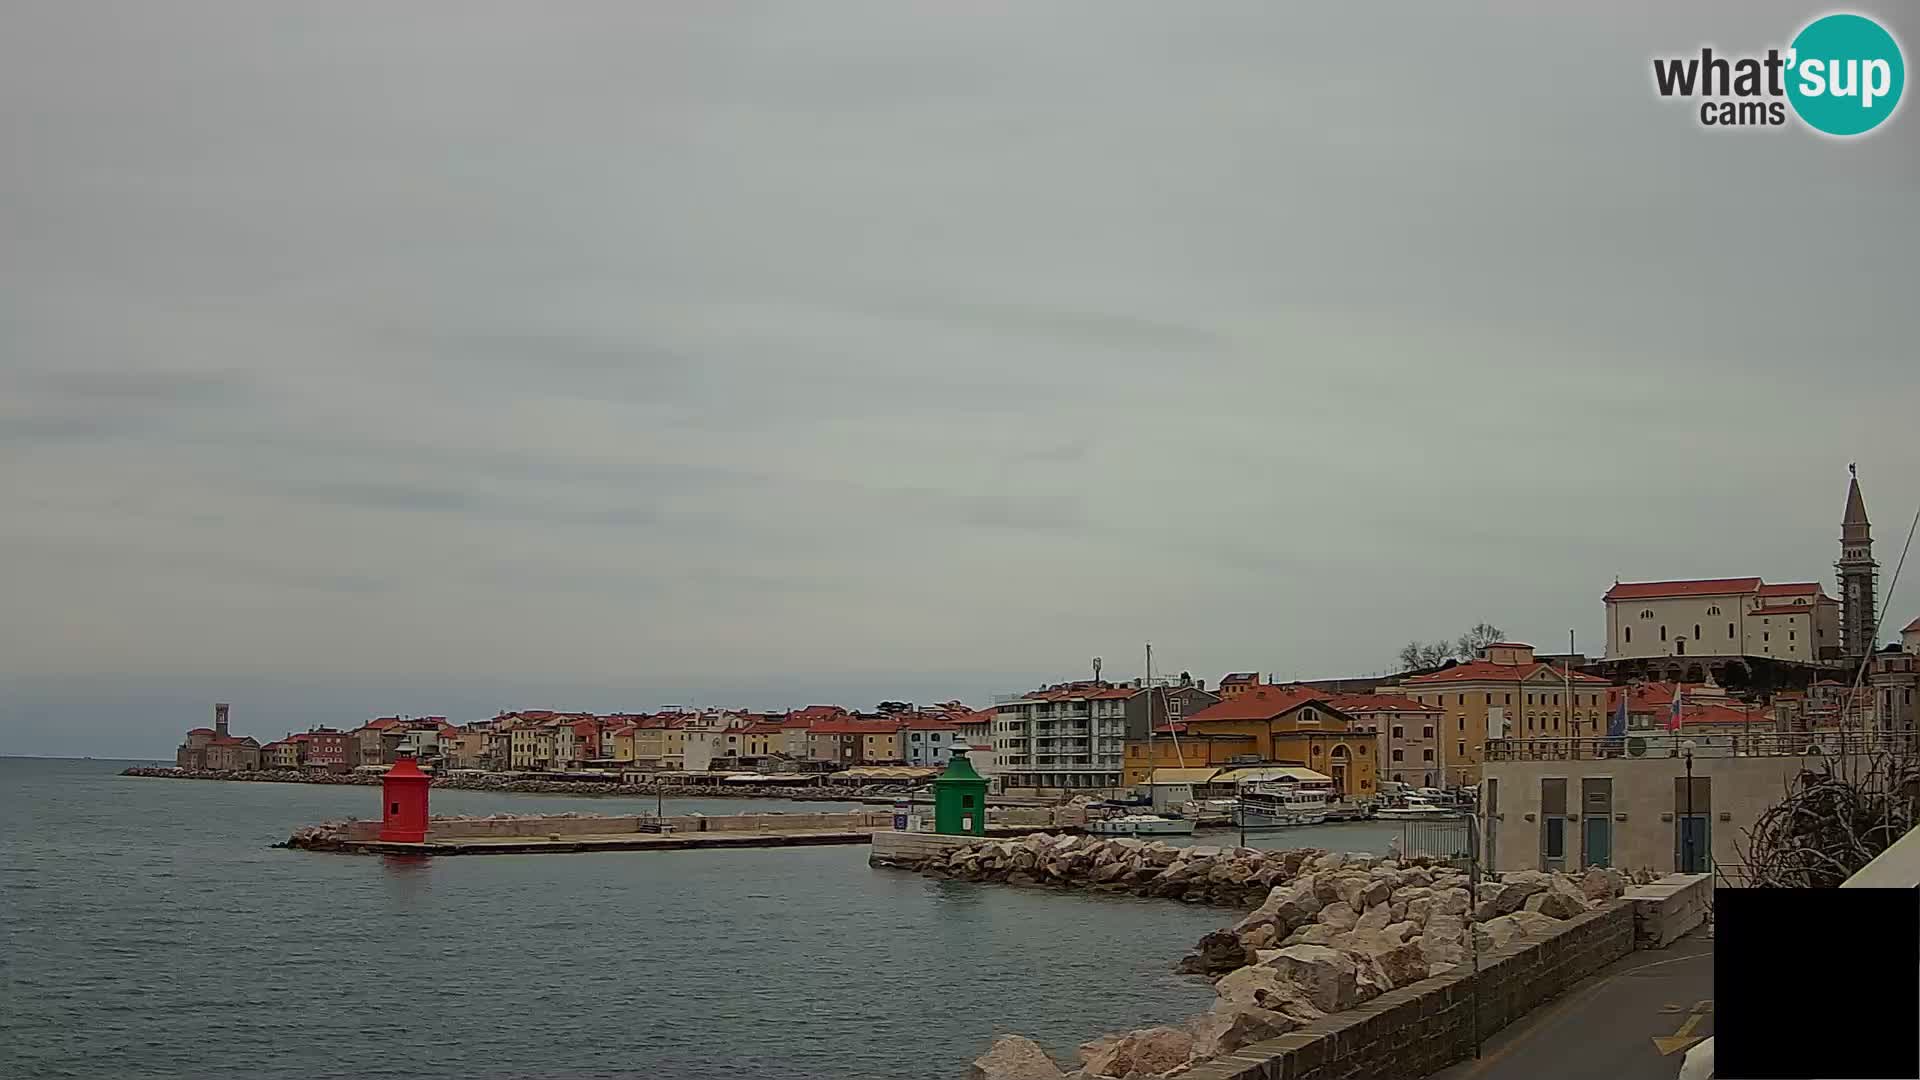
(1396, 623, 1506, 671)
(1397, 640, 1457, 671)
(1734, 743, 1918, 887)
(1455, 622, 1506, 659)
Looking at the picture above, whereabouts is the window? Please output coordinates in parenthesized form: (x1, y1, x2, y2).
(1694, 624, 1701, 639)
(1527, 694, 1535, 705)
(1457, 740, 1467, 758)
(1391, 725, 1404, 738)
(1640, 609, 1654, 619)
(1763, 632, 1769, 642)
(1423, 725, 1435, 738)
(1422, 749, 1434, 761)
(1789, 630, 1796, 641)
(1707, 605, 1721, 616)
(1728, 622, 1736, 638)
(1660, 625, 1668, 641)
(1458, 694, 1465, 706)
(1625, 627, 1632, 643)
(1458, 716, 1465, 731)
(1392, 749, 1404, 761)
(1505, 694, 1512, 705)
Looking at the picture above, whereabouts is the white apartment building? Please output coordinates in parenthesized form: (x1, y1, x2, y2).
(991, 682, 1130, 793)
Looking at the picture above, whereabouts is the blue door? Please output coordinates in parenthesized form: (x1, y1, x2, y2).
(1584, 815, 1612, 868)
(1676, 816, 1710, 873)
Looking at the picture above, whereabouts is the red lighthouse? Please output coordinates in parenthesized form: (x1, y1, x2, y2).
(378, 756, 431, 843)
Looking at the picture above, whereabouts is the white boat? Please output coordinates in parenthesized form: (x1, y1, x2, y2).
(1375, 799, 1462, 820)
(1238, 783, 1331, 826)
(1086, 814, 1198, 836)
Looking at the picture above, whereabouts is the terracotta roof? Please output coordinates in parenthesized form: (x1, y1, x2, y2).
(897, 716, 961, 730)
(1758, 582, 1823, 597)
(1674, 702, 1760, 726)
(1219, 672, 1259, 684)
(740, 722, 786, 735)
(187, 727, 214, 736)
(788, 705, 850, 723)
(809, 720, 904, 735)
(605, 725, 638, 736)
(1326, 693, 1442, 714)
(1604, 577, 1762, 601)
(1404, 660, 1608, 686)
(571, 720, 599, 735)
(1904, 617, 1920, 634)
(1182, 685, 1331, 722)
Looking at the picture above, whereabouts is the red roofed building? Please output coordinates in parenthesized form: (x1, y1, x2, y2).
(1126, 686, 1377, 797)
(1902, 615, 1920, 655)
(1217, 673, 1260, 700)
(806, 719, 909, 767)
(1603, 575, 1839, 667)
(1327, 693, 1447, 788)
(1400, 642, 1613, 785)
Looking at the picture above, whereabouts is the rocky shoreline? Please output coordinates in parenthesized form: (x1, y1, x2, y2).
(888, 834, 1643, 1080)
(120, 766, 902, 802)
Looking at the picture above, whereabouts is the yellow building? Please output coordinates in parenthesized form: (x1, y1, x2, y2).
(860, 729, 901, 764)
(605, 725, 636, 764)
(1398, 642, 1612, 786)
(1123, 686, 1377, 797)
(509, 725, 538, 770)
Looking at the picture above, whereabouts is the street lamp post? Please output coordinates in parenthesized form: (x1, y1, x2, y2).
(1681, 739, 1697, 873)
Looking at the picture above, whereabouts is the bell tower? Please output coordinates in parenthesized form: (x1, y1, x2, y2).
(1837, 464, 1878, 661)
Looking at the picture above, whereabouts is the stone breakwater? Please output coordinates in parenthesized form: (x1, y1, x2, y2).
(892, 835, 1637, 1080)
(121, 766, 892, 801)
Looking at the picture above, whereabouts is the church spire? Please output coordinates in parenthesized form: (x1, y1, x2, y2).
(1837, 466, 1878, 660)
(1843, 465, 1870, 532)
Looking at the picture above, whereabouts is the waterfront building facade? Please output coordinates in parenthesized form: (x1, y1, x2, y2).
(991, 682, 1132, 793)
(1327, 692, 1447, 788)
(1153, 685, 1377, 798)
(1481, 730, 1901, 880)
(1398, 642, 1612, 786)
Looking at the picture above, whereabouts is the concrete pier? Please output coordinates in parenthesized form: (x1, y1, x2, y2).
(290, 810, 1053, 856)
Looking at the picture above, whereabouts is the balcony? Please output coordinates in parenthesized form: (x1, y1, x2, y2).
(1485, 730, 1910, 762)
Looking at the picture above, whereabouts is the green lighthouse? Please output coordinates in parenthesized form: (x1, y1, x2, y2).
(930, 747, 988, 835)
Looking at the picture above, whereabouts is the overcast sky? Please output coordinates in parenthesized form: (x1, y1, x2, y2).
(5, 3, 1917, 756)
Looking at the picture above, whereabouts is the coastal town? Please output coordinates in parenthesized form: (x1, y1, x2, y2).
(162, 473, 1920, 852)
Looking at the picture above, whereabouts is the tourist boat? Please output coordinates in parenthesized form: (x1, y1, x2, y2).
(1237, 783, 1330, 826)
(1086, 813, 1198, 837)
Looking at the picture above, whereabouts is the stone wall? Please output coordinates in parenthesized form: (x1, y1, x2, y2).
(1180, 904, 1636, 1080)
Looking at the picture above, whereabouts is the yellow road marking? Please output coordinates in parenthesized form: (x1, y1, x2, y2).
(1654, 1000, 1712, 1055)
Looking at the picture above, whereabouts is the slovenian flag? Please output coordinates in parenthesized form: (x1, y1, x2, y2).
(1607, 690, 1628, 740)
(1666, 687, 1686, 733)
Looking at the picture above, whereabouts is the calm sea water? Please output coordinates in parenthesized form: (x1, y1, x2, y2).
(0, 758, 1396, 1080)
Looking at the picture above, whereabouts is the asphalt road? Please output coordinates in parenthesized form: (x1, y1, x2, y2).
(1430, 929, 1715, 1080)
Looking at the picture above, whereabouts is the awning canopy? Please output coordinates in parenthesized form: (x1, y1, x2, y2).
(830, 766, 942, 781)
(1214, 765, 1333, 786)
(1146, 767, 1223, 785)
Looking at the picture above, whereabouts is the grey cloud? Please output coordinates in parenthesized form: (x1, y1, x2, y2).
(3, 1, 1917, 755)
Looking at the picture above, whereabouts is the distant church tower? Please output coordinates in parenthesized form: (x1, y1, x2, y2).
(1837, 464, 1878, 660)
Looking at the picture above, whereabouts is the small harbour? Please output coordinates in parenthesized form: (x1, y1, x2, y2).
(5, 758, 1386, 1080)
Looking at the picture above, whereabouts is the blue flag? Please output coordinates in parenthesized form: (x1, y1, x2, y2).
(1606, 691, 1628, 740)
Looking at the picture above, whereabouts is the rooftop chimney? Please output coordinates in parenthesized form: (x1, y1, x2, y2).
(214, 703, 231, 738)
